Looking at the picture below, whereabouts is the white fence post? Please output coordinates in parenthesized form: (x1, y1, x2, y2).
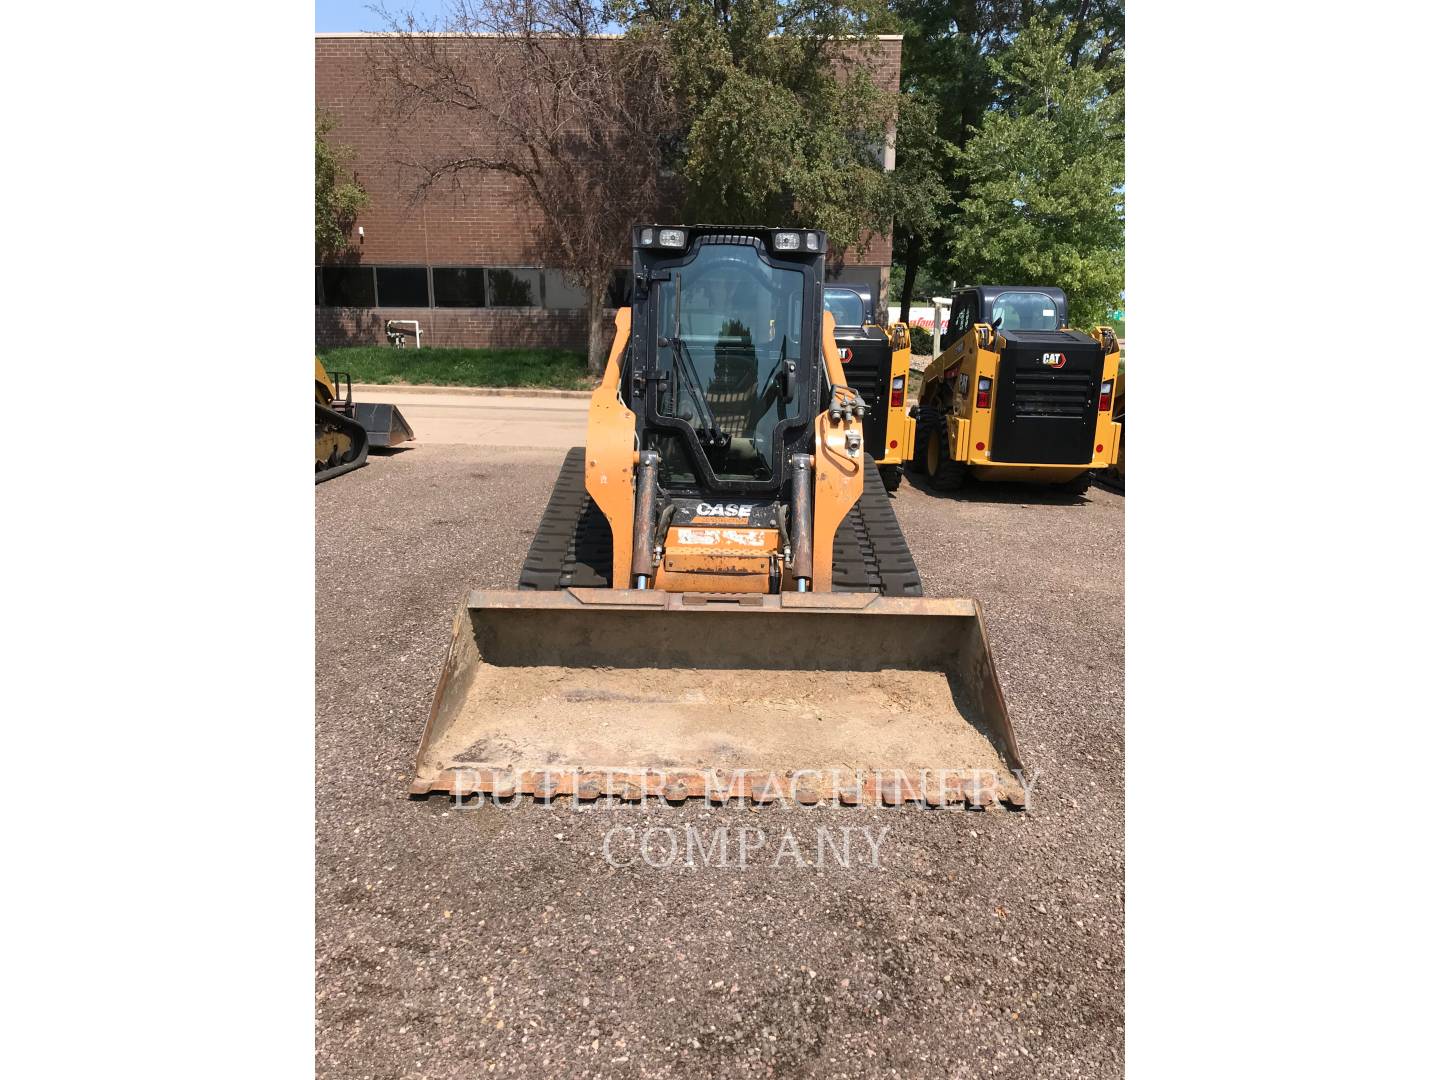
(930, 297, 952, 361)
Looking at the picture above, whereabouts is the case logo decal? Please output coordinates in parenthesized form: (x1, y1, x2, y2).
(696, 502, 753, 519)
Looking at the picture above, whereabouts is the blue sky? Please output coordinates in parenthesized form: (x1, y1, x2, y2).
(316, 1, 451, 32)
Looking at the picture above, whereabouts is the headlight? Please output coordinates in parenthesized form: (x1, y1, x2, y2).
(805, 233, 819, 251)
(773, 232, 800, 251)
(658, 228, 686, 248)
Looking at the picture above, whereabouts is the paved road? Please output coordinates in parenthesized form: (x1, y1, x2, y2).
(316, 448, 1124, 1078)
(355, 388, 588, 448)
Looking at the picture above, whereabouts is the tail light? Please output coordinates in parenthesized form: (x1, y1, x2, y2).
(1098, 380, 1113, 412)
(976, 376, 992, 410)
(889, 376, 905, 408)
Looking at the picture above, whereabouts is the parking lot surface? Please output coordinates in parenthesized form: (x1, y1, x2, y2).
(350, 387, 587, 447)
(316, 438, 1124, 1078)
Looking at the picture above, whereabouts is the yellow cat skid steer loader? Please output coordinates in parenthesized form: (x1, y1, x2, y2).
(410, 227, 1030, 809)
(910, 286, 1121, 494)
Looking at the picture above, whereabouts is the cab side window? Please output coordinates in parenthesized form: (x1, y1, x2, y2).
(942, 293, 974, 350)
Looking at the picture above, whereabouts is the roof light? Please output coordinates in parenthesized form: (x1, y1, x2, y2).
(805, 233, 819, 251)
(658, 228, 686, 248)
(640, 228, 653, 245)
(773, 232, 800, 251)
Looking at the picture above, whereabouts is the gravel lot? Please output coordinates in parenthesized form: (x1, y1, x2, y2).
(316, 442, 1124, 1078)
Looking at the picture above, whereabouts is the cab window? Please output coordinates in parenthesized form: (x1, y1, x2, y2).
(942, 293, 974, 349)
(652, 244, 805, 482)
(823, 288, 867, 327)
(991, 291, 1061, 331)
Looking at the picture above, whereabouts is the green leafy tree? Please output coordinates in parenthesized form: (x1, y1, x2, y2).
(948, 19, 1124, 328)
(315, 111, 369, 260)
(888, 0, 1013, 320)
(624, 0, 908, 258)
(889, 1, 1125, 321)
(887, 91, 953, 306)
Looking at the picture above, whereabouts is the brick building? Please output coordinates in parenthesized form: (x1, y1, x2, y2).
(314, 33, 903, 350)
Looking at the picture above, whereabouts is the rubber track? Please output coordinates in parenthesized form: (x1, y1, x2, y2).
(832, 455, 924, 596)
(518, 447, 614, 590)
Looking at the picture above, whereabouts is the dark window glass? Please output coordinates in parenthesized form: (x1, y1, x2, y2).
(432, 268, 486, 308)
(652, 243, 805, 482)
(992, 291, 1060, 331)
(942, 293, 976, 350)
(542, 269, 587, 310)
(319, 267, 376, 307)
(375, 267, 430, 307)
(606, 268, 633, 308)
(487, 268, 539, 307)
(824, 287, 867, 327)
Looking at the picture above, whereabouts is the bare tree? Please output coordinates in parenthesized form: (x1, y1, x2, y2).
(370, 1, 676, 373)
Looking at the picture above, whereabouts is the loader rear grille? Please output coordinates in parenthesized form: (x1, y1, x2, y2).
(1007, 371, 1094, 418)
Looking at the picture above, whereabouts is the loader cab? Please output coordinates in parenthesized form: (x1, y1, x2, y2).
(627, 225, 829, 495)
(940, 285, 1069, 349)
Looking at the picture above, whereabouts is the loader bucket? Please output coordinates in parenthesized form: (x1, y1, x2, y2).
(411, 589, 1030, 809)
(353, 402, 415, 448)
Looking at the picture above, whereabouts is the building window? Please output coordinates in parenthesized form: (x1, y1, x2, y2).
(541, 270, 587, 310)
(318, 266, 377, 307)
(432, 268, 486, 308)
(316, 265, 625, 310)
(487, 268, 540, 307)
(375, 267, 430, 308)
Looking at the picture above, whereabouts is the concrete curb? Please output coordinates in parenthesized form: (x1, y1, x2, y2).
(354, 383, 594, 399)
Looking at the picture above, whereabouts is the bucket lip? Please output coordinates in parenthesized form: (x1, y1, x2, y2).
(463, 588, 981, 618)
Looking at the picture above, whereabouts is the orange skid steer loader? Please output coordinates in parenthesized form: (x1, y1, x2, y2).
(410, 226, 1030, 809)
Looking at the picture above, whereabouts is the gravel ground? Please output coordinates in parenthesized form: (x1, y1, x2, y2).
(316, 445, 1124, 1078)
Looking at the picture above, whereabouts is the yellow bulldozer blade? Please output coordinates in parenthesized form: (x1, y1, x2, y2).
(411, 590, 1030, 809)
